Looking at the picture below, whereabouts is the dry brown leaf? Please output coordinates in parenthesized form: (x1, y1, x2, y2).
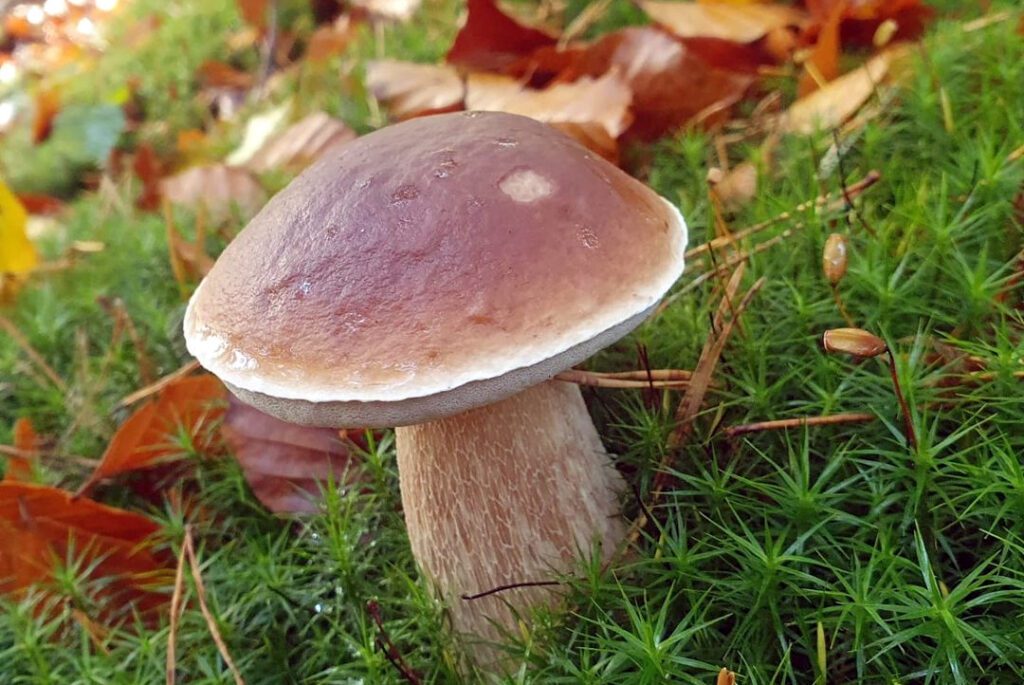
(577, 27, 754, 139)
(640, 1, 806, 42)
(799, 0, 845, 95)
(31, 88, 59, 144)
(246, 112, 356, 174)
(707, 161, 758, 211)
(236, 0, 268, 30)
(77, 375, 226, 496)
(133, 143, 164, 212)
(780, 49, 896, 134)
(365, 60, 466, 119)
(221, 396, 366, 514)
(465, 70, 632, 140)
(445, 0, 558, 71)
(160, 164, 267, 222)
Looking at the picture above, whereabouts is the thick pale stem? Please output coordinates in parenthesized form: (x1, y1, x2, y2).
(395, 380, 626, 668)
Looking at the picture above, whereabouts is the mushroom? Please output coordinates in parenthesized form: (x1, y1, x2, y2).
(183, 111, 687, 668)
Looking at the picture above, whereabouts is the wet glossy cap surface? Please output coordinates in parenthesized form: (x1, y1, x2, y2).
(184, 111, 686, 425)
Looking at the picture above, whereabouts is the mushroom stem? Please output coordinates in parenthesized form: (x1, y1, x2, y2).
(395, 379, 626, 669)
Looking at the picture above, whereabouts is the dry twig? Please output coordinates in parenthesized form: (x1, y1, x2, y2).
(722, 412, 876, 438)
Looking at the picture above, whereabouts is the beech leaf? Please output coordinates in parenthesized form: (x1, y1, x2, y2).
(446, 0, 557, 71)
(160, 164, 267, 223)
(247, 112, 357, 174)
(366, 60, 466, 120)
(639, 1, 806, 43)
(221, 396, 366, 514)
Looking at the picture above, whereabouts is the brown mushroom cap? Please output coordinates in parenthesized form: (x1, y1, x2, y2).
(184, 111, 687, 427)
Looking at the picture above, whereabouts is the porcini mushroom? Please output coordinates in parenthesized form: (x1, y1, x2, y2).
(183, 111, 687, 668)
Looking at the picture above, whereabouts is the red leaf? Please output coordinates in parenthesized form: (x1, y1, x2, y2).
(0, 481, 171, 621)
(236, 0, 268, 31)
(14, 193, 64, 216)
(77, 375, 226, 496)
(446, 0, 557, 72)
(577, 27, 754, 140)
(221, 396, 366, 514)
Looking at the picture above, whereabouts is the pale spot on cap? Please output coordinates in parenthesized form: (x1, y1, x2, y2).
(499, 169, 553, 203)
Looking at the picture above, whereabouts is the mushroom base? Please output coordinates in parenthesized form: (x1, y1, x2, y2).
(395, 380, 626, 670)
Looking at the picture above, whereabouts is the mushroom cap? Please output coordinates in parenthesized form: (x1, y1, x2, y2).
(184, 111, 687, 427)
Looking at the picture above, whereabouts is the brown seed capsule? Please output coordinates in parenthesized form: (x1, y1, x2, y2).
(822, 233, 848, 285)
(822, 328, 887, 358)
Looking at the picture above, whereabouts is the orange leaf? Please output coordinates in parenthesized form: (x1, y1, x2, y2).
(31, 88, 60, 145)
(77, 375, 226, 496)
(445, 0, 558, 72)
(236, 0, 268, 30)
(221, 397, 367, 514)
(4, 418, 39, 482)
(0, 481, 170, 621)
(306, 17, 356, 62)
(798, 0, 845, 95)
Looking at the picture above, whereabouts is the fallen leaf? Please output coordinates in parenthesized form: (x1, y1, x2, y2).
(247, 112, 356, 174)
(198, 60, 255, 90)
(31, 88, 60, 144)
(306, 16, 357, 62)
(465, 70, 632, 140)
(0, 180, 38, 302)
(799, 0, 846, 95)
(817, 0, 934, 47)
(780, 49, 895, 134)
(133, 143, 164, 211)
(351, 0, 422, 22)
(3, 418, 39, 482)
(0, 481, 171, 621)
(446, 0, 558, 72)
(160, 164, 267, 223)
(51, 104, 126, 166)
(707, 161, 758, 211)
(236, 0, 268, 31)
(575, 27, 754, 139)
(221, 397, 366, 514)
(14, 193, 64, 216)
(549, 122, 620, 164)
(640, 1, 806, 42)
(77, 375, 226, 496)
(225, 100, 293, 166)
(365, 60, 466, 119)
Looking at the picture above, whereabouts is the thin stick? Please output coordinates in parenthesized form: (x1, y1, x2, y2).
(183, 529, 246, 685)
(684, 171, 881, 260)
(722, 412, 875, 438)
(366, 600, 422, 685)
(166, 529, 189, 685)
(886, 352, 918, 449)
(0, 314, 67, 392)
(556, 369, 692, 389)
(460, 579, 563, 601)
(660, 228, 791, 314)
(119, 360, 200, 407)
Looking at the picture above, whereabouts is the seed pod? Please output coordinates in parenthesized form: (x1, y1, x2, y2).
(822, 232, 848, 285)
(822, 328, 887, 358)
